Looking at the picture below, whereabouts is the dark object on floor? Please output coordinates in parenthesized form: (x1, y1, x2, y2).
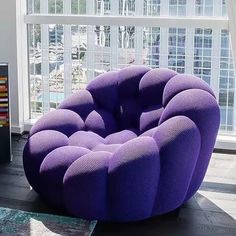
(23, 66, 220, 221)
(0, 64, 12, 163)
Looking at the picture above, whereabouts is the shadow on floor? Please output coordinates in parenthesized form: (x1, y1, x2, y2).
(93, 193, 236, 236)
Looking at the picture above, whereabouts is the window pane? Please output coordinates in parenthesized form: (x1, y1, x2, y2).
(27, 0, 226, 17)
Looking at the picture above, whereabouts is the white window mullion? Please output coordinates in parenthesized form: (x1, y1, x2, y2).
(64, 0, 72, 96)
(211, 28, 221, 102)
(186, 0, 195, 16)
(227, 0, 236, 131)
(40, 0, 50, 114)
(159, 27, 168, 68)
(234, 75, 236, 132)
(134, 27, 143, 65)
(110, 1, 119, 70)
(64, 1, 71, 18)
(214, 0, 222, 16)
(159, 0, 169, 67)
(135, 0, 144, 65)
(185, 28, 194, 74)
(86, 0, 95, 81)
(28, 0, 33, 13)
(78, 0, 80, 14)
(160, 0, 169, 16)
(227, 0, 236, 71)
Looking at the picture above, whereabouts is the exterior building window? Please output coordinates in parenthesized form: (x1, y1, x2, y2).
(48, 0, 64, 14)
(119, 0, 135, 15)
(144, 27, 160, 67)
(219, 30, 235, 131)
(169, 0, 187, 16)
(95, 26, 111, 47)
(71, 0, 86, 14)
(28, 23, 42, 115)
(119, 26, 135, 49)
(168, 28, 186, 73)
(71, 25, 88, 92)
(194, 28, 212, 85)
(195, 0, 213, 16)
(144, 0, 161, 16)
(96, 0, 111, 15)
(27, 0, 40, 14)
(221, 0, 227, 16)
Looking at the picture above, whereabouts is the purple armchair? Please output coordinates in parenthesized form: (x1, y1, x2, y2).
(23, 66, 220, 221)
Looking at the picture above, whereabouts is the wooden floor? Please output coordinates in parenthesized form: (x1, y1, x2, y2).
(0, 135, 235, 236)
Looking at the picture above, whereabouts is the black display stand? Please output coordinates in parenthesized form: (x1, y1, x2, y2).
(0, 64, 12, 163)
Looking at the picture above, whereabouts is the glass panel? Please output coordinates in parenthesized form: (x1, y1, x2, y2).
(70, 0, 86, 14)
(28, 24, 42, 117)
(143, 27, 160, 68)
(27, 0, 226, 16)
(193, 28, 212, 85)
(168, 28, 186, 73)
(195, 0, 213, 16)
(219, 30, 235, 132)
(48, 24, 64, 109)
(96, 0, 111, 15)
(29, 24, 236, 131)
(222, 0, 227, 16)
(71, 25, 87, 91)
(48, 0, 64, 14)
(169, 0, 186, 16)
(119, 0, 135, 15)
(27, 0, 40, 14)
(144, 0, 161, 16)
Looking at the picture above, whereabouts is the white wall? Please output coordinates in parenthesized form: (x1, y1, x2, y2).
(0, 0, 27, 133)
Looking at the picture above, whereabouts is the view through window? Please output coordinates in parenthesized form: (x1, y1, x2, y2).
(27, 0, 236, 134)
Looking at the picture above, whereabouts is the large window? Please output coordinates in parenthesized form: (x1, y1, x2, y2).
(26, 0, 236, 134)
(219, 30, 235, 131)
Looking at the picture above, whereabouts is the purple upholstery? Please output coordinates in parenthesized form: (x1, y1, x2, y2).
(23, 66, 220, 222)
(140, 105, 164, 133)
(85, 109, 118, 137)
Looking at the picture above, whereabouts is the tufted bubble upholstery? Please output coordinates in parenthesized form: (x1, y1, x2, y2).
(23, 66, 220, 222)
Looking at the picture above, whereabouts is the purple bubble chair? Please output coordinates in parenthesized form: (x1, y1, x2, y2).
(23, 66, 220, 222)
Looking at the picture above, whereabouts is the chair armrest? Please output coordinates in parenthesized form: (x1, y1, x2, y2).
(152, 116, 201, 215)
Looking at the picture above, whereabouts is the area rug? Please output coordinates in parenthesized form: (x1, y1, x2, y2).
(0, 207, 97, 236)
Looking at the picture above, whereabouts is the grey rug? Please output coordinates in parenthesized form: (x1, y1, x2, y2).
(0, 207, 97, 236)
